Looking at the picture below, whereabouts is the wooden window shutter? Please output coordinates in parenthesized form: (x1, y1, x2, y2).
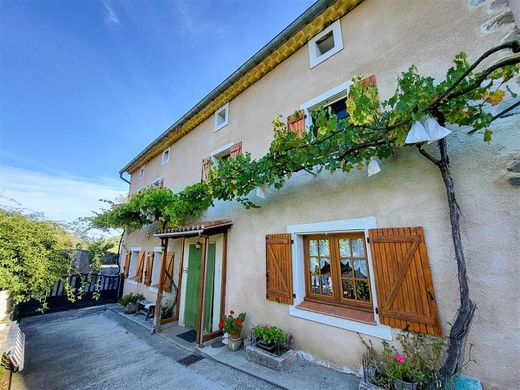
(161, 252, 175, 292)
(144, 252, 154, 286)
(123, 250, 131, 278)
(135, 251, 145, 283)
(229, 142, 242, 158)
(368, 227, 442, 336)
(265, 234, 293, 304)
(201, 158, 211, 182)
(287, 109, 305, 138)
(358, 75, 381, 112)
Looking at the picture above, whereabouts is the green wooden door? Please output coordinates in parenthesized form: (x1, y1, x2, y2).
(183, 242, 218, 331)
(183, 244, 202, 329)
(203, 243, 217, 332)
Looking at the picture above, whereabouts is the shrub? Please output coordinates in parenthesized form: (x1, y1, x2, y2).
(252, 324, 286, 345)
(119, 293, 144, 306)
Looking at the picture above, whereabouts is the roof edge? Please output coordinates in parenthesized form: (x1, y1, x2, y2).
(120, 0, 363, 175)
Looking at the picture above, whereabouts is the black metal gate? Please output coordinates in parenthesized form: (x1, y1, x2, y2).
(16, 273, 123, 318)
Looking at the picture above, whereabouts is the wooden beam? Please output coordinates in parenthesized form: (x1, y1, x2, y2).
(196, 236, 209, 346)
(220, 231, 228, 327)
(153, 238, 168, 333)
(175, 237, 186, 320)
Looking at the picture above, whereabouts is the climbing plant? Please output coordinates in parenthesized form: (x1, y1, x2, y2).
(91, 42, 520, 381)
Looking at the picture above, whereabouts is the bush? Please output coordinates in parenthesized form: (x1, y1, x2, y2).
(252, 324, 286, 345)
(119, 293, 144, 306)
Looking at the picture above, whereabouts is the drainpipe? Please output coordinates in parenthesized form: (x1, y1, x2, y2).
(119, 171, 131, 185)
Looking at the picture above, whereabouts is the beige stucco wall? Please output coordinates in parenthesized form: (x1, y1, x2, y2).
(123, 1, 519, 388)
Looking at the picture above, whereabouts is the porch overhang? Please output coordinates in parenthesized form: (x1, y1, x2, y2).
(153, 220, 233, 238)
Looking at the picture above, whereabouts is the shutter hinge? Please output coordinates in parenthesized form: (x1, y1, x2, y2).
(291, 239, 294, 244)
(293, 294, 296, 298)
(375, 307, 379, 314)
(366, 237, 370, 244)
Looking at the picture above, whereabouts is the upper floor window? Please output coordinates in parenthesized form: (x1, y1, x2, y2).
(214, 103, 229, 132)
(138, 166, 145, 181)
(303, 233, 372, 311)
(308, 20, 343, 68)
(161, 148, 170, 165)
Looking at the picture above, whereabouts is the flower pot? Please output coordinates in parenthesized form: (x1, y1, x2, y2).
(229, 331, 242, 340)
(228, 336, 243, 351)
(256, 340, 277, 353)
(393, 379, 418, 390)
(123, 302, 138, 314)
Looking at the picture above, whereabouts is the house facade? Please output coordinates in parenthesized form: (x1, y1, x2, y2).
(118, 1, 519, 388)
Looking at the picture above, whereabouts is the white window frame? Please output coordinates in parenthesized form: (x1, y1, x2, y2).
(126, 247, 142, 286)
(308, 20, 343, 68)
(214, 103, 229, 132)
(300, 79, 353, 132)
(209, 142, 235, 164)
(287, 217, 392, 340)
(138, 166, 145, 181)
(149, 246, 169, 293)
(161, 148, 170, 165)
(150, 176, 164, 188)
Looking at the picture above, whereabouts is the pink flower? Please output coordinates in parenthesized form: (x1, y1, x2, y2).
(395, 354, 405, 363)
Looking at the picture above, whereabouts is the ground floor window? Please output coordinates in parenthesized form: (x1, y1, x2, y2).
(303, 233, 372, 311)
(129, 251, 139, 279)
(151, 250, 162, 288)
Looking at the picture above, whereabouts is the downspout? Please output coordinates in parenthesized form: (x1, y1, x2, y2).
(119, 171, 131, 185)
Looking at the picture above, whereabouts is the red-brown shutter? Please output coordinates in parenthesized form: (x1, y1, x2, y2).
(368, 227, 442, 336)
(123, 250, 131, 278)
(135, 251, 145, 283)
(229, 142, 242, 158)
(266, 234, 293, 304)
(161, 252, 175, 292)
(358, 75, 380, 112)
(144, 251, 154, 286)
(287, 109, 305, 138)
(201, 158, 211, 182)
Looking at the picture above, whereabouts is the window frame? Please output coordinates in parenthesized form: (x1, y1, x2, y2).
(138, 166, 145, 181)
(161, 148, 170, 165)
(303, 233, 373, 312)
(214, 103, 229, 132)
(287, 217, 392, 340)
(308, 20, 343, 68)
(126, 248, 141, 285)
(209, 142, 235, 164)
(300, 79, 353, 134)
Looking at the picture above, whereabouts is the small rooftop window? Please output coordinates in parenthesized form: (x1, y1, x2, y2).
(161, 148, 170, 165)
(308, 20, 343, 68)
(138, 166, 145, 181)
(214, 103, 229, 131)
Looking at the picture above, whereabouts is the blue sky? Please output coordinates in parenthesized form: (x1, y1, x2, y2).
(0, 0, 314, 222)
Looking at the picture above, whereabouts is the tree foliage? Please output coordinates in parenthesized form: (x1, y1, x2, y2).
(0, 207, 74, 305)
(91, 45, 520, 232)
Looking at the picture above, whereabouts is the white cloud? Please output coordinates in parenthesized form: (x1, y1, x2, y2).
(0, 165, 127, 223)
(102, 1, 121, 26)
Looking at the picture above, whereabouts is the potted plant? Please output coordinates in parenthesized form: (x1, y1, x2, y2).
(119, 293, 144, 314)
(252, 324, 287, 353)
(219, 310, 246, 351)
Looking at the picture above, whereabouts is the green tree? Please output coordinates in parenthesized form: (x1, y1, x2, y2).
(0, 207, 74, 307)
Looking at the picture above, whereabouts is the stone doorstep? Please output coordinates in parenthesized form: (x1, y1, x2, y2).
(245, 345, 297, 371)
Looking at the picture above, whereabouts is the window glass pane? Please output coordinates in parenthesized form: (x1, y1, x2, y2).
(310, 275, 320, 294)
(320, 257, 331, 276)
(309, 257, 319, 274)
(354, 260, 368, 278)
(356, 280, 370, 301)
(319, 239, 329, 256)
(352, 238, 365, 257)
(342, 279, 355, 299)
(339, 239, 351, 257)
(308, 240, 318, 256)
(340, 258, 353, 277)
(321, 276, 333, 295)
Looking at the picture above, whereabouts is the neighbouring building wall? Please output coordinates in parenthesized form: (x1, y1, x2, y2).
(123, 1, 519, 388)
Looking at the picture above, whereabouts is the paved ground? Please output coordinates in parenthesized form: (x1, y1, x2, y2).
(12, 308, 279, 390)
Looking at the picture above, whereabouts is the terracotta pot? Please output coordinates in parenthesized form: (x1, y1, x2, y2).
(229, 331, 242, 340)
